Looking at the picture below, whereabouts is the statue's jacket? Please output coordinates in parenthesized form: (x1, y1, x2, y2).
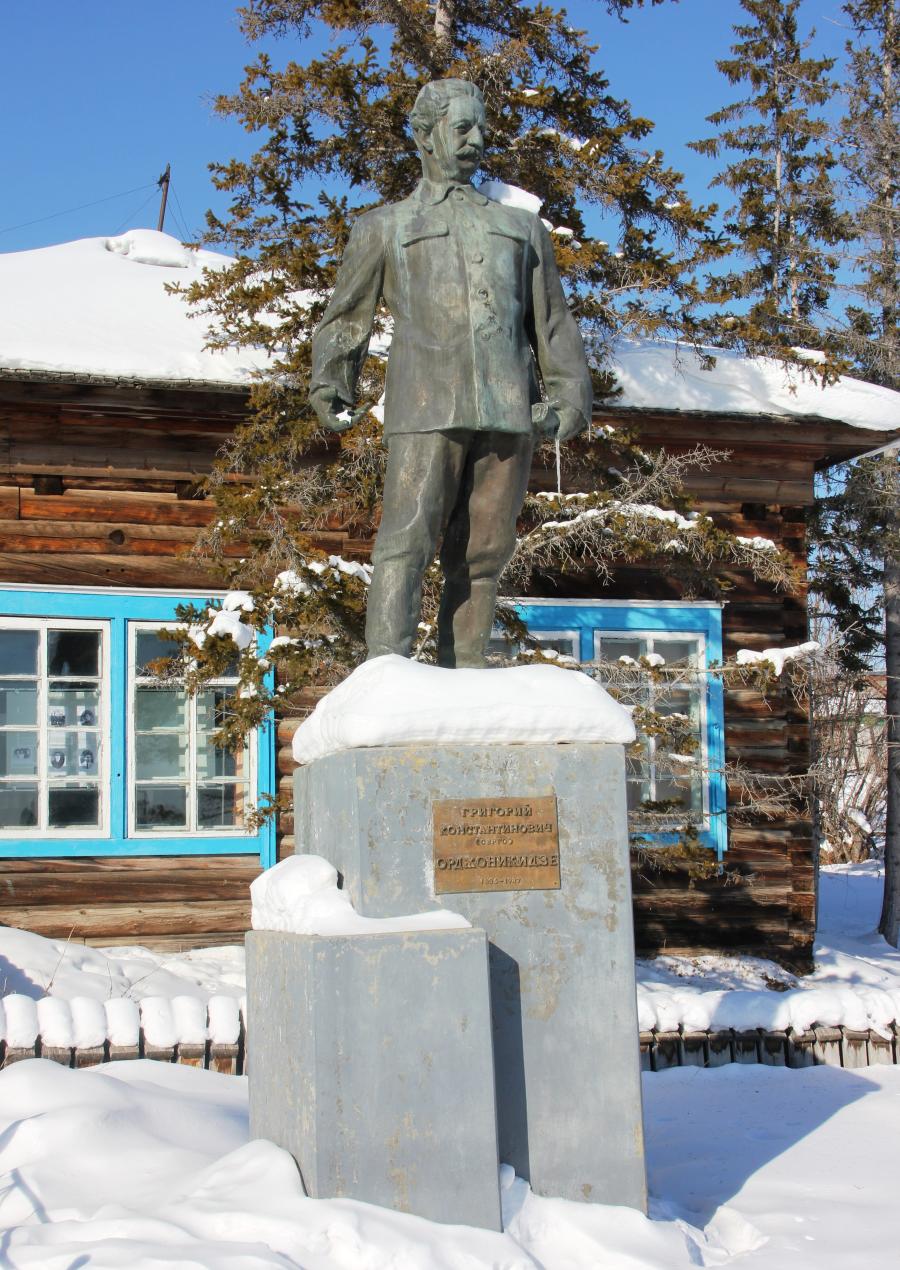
(310, 179, 593, 435)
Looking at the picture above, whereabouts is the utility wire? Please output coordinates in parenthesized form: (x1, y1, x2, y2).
(170, 183, 196, 243)
(0, 181, 158, 237)
(111, 189, 160, 237)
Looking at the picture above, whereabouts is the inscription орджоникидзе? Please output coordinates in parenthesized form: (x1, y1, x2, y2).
(433, 795, 560, 893)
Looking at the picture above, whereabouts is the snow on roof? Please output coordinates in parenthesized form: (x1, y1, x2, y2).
(0, 228, 268, 387)
(1, 227, 898, 434)
(610, 338, 900, 433)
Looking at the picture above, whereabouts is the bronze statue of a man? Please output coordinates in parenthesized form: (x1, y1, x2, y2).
(310, 78, 592, 667)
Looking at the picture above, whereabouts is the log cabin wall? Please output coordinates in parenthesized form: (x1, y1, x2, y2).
(0, 376, 888, 967)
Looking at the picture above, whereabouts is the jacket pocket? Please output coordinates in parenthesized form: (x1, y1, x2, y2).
(400, 220, 450, 248)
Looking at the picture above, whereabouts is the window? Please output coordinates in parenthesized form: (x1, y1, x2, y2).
(130, 625, 252, 835)
(593, 631, 706, 829)
(0, 619, 108, 835)
(0, 589, 275, 863)
(511, 600, 727, 857)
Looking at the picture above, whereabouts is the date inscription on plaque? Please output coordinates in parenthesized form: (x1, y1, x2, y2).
(433, 795, 560, 894)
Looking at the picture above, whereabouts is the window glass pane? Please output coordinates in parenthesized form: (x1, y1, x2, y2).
(47, 731, 99, 778)
(47, 683, 99, 728)
(47, 630, 99, 676)
(655, 640, 697, 667)
(626, 780, 650, 813)
(135, 733, 188, 780)
(654, 772, 702, 820)
(135, 686, 186, 731)
(135, 784, 187, 829)
(0, 784, 38, 828)
(197, 688, 231, 733)
(197, 782, 248, 829)
(48, 785, 100, 828)
(0, 682, 37, 727)
(533, 633, 579, 658)
(0, 732, 38, 777)
(487, 632, 516, 657)
(0, 630, 38, 675)
(657, 689, 701, 727)
(135, 630, 179, 676)
(600, 637, 645, 663)
(197, 740, 244, 781)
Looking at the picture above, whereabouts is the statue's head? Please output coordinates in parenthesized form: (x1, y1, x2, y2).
(410, 79, 485, 183)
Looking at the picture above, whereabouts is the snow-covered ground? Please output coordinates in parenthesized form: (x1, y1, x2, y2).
(0, 863, 898, 1265)
(0, 1051, 896, 1266)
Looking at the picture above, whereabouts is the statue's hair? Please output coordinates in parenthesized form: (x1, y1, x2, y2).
(409, 79, 482, 137)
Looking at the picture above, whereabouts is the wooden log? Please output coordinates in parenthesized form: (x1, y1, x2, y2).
(651, 1031, 681, 1072)
(107, 1044, 141, 1063)
(786, 1030, 816, 1068)
(20, 489, 216, 527)
(40, 1045, 74, 1068)
(680, 1031, 708, 1067)
(2, 1044, 38, 1066)
(706, 1031, 734, 1067)
(175, 1043, 208, 1069)
(74, 1046, 107, 1069)
(209, 1043, 240, 1075)
(734, 1030, 763, 1064)
(0, 550, 214, 588)
(813, 1026, 843, 1066)
(868, 1029, 896, 1066)
(841, 1028, 870, 1070)
(0, 900, 252, 941)
(760, 1031, 787, 1066)
(3, 869, 261, 906)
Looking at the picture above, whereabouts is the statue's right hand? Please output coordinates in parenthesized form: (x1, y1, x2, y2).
(310, 391, 354, 433)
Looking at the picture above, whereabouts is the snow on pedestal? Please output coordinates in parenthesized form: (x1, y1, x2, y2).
(291, 654, 635, 765)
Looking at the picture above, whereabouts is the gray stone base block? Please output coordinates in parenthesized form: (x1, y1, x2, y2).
(246, 927, 502, 1230)
(295, 743, 647, 1211)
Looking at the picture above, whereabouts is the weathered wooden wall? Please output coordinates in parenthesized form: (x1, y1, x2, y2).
(1, 380, 889, 964)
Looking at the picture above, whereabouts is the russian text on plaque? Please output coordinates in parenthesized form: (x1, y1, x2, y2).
(433, 795, 560, 894)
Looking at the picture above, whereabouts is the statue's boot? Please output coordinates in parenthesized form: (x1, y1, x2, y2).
(437, 575, 499, 668)
(364, 557, 425, 659)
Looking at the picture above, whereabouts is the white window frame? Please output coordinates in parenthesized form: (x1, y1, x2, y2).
(593, 628, 710, 830)
(126, 621, 257, 838)
(0, 616, 111, 838)
(528, 629, 580, 659)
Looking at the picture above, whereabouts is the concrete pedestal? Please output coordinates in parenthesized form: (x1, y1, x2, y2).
(246, 927, 502, 1230)
(294, 742, 647, 1211)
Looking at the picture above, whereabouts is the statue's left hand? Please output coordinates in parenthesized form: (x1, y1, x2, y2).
(554, 404, 587, 443)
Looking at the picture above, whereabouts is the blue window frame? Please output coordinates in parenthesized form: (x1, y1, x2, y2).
(510, 600, 727, 858)
(0, 587, 276, 864)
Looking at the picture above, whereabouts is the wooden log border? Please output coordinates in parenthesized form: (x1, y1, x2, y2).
(0, 1020, 897, 1073)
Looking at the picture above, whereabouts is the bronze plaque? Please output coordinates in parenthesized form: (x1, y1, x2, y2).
(433, 795, 560, 894)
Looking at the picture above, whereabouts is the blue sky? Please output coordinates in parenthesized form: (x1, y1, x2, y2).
(1, 0, 851, 255)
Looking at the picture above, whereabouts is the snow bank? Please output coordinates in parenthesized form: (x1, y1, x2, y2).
(292, 654, 636, 765)
(611, 337, 900, 432)
(0, 229, 268, 383)
(251, 855, 470, 935)
(636, 863, 900, 1036)
(0, 1056, 898, 1267)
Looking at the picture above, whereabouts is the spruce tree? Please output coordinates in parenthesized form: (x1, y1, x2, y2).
(690, 0, 846, 363)
(815, 0, 900, 941)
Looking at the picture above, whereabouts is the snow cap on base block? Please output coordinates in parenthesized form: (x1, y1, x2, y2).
(291, 654, 636, 766)
(251, 855, 470, 935)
